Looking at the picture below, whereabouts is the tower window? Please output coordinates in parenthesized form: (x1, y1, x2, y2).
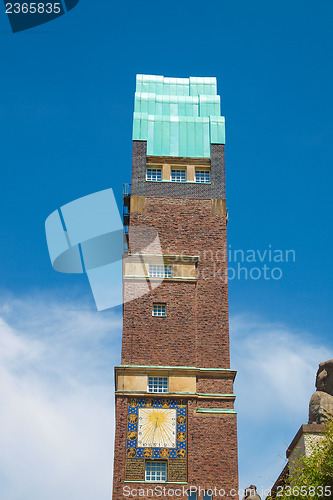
(171, 168, 186, 182)
(203, 494, 212, 500)
(195, 169, 210, 183)
(152, 304, 166, 317)
(188, 494, 197, 500)
(146, 168, 162, 182)
(148, 377, 168, 393)
(145, 461, 167, 482)
(149, 264, 172, 278)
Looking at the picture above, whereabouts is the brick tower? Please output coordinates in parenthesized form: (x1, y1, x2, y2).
(112, 75, 238, 499)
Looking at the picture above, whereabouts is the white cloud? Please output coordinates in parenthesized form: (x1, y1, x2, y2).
(1, 293, 331, 500)
(0, 292, 122, 500)
(231, 314, 332, 497)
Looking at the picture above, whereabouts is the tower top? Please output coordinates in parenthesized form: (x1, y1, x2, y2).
(133, 74, 225, 158)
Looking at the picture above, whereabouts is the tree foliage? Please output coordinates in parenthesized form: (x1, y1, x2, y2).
(269, 419, 333, 500)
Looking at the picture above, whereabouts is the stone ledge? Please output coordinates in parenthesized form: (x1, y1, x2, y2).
(286, 423, 325, 458)
(115, 390, 236, 401)
(115, 365, 237, 379)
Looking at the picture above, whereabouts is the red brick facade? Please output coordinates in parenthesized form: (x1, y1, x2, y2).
(122, 195, 229, 369)
(112, 140, 238, 499)
(113, 397, 238, 499)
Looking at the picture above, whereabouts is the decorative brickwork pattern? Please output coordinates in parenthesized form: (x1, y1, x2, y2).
(131, 141, 225, 199)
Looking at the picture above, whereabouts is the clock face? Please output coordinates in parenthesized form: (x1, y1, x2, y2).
(137, 408, 177, 448)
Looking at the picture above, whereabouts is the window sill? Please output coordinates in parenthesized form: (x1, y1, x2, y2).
(145, 180, 211, 185)
(124, 481, 188, 484)
(124, 276, 197, 282)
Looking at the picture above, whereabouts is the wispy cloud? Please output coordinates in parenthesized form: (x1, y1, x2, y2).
(0, 291, 121, 500)
(1, 293, 331, 500)
(231, 314, 332, 496)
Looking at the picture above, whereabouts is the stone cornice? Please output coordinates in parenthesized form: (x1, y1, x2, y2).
(115, 365, 237, 380)
(115, 390, 236, 401)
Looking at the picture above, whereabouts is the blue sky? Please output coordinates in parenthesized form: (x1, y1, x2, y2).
(0, 0, 333, 498)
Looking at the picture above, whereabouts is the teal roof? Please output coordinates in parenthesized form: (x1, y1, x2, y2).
(133, 74, 225, 158)
(135, 74, 218, 96)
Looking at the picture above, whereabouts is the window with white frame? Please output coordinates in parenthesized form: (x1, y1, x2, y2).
(195, 169, 210, 183)
(148, 376, 168, 393)
(152, 304, 166, 317)
(145, 461, 167, 482)
(148, 264, 172, 278)
(171, 168, 186, 182)
(146, 168, 162, 182)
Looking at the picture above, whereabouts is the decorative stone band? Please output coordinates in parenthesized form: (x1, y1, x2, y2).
(116, 391, 236, 401)
(115, 365, 237, 397)
(116, 365, 237, 379)
(124, 253, 199, 281)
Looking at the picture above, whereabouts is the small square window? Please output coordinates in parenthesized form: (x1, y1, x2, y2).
(148, 377, 168, 393)
(171, 169, 186, 183)
(195, 170, 210, 183)
(203, 493, 212, 500)
(187, 493, 197, 500)
(146, 168, 162, 182)
(145, 461, 167, 482)
(148, 265, 172, 278)
(152, 304, 166, 317)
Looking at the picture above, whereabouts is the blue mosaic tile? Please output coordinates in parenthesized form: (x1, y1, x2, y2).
(127, 398, 187, 459)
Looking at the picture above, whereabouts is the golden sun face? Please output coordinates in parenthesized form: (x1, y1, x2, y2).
(137, 408, 177, 448)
